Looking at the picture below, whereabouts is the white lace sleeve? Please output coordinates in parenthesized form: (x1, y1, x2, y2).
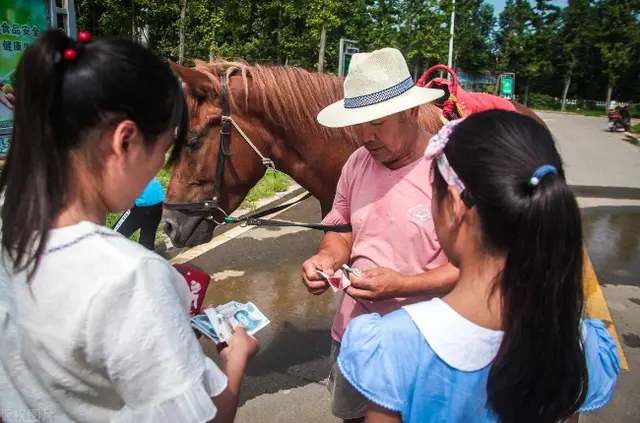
(86, 257, 227, 423)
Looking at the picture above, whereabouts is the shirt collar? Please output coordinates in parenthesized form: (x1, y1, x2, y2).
(45, 221, 116, 255)
(403, 298, 504, 371)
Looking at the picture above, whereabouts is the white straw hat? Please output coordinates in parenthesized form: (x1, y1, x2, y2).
(317, 48, 444, 128)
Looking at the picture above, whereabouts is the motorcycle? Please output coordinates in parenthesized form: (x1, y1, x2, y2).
(607, 110, 631, 132)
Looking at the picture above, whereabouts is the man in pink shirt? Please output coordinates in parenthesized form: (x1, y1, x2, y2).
(301, 48, 460, 422)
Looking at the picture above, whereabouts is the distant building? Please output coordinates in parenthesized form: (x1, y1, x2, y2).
(456, 69, 497, 93)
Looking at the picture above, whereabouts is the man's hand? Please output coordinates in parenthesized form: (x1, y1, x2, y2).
(345, 267, 406, 301)
(301, 253, 336, 295)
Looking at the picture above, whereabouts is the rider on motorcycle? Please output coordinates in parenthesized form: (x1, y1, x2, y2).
(617, 103, 631, 127)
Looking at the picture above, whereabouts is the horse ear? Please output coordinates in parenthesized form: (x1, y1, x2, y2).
(168, 60, 212, 96)
(193, 59, 209, 67)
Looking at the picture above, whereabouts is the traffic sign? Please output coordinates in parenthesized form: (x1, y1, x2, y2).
(501, 73, 515, 97)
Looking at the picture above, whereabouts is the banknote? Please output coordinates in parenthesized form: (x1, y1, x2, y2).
(341, 264, 364, 278)
(317, 269, 351, 292)
(199, 301, 271, 344)
(214, 301, 271, 336)
(191, 314, 221, 343)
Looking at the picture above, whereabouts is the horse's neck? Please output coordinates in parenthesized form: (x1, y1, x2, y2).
(253, 70, 358, 216)
(271, 129, 359, 216)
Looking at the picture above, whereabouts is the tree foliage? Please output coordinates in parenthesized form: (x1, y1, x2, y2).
(74, 0, 640, 102)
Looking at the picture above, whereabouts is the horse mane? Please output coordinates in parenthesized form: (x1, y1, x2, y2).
(189, 60, 357, 145)
(187, 60, 444, 145)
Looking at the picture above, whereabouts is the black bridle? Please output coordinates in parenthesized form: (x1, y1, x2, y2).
(162, 72, 351, 233)
(163, 72, 233, 219)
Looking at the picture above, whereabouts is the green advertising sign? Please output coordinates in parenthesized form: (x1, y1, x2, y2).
(0, 0, 48, 154)
(501, 74, 514, 96)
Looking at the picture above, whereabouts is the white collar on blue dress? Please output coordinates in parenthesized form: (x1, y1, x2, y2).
(403, 298, 504, 372)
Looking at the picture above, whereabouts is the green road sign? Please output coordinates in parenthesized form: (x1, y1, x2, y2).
(344, 53, 352, 76)
(501, 74, 514, 96)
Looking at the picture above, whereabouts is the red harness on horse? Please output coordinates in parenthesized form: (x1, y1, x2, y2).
(417, 65, 517, 121)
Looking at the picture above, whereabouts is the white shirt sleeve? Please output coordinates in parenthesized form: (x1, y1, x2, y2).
(86, 257, 227, 423)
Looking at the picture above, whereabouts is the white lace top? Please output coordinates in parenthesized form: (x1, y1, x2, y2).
(0, 221, 227, 423)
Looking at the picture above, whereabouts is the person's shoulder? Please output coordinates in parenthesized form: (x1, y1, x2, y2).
(89, 224, 164, 264)
(337, 310, 428, 413)
(342, 309, 425, 361)
(48, 221, 173, 286)
(403, 299, 503, 372)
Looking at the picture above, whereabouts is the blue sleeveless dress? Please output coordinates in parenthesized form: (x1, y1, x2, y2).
(337, 298, 620, 423)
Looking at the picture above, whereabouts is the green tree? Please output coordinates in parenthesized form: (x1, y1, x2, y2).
(557, 0, 596, 110)
(398, 0, 448, 80)
(520, 0, 562, 105)
(495, 0, 536, 98)
(595, 0, 638, 106)
(453, 0, 496, 74)
(307, 0, 341, 71)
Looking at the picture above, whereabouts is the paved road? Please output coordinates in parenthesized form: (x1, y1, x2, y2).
(174, 113, 640, 423)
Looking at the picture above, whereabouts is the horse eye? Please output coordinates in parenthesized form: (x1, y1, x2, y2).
(187, 130, 202, 146)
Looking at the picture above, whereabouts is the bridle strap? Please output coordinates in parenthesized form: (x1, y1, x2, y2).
(223, 116, 275, 169)
(212, 72, 231, 206)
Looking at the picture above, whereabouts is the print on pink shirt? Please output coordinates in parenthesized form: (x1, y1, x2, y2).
(407, 204, 431, 225)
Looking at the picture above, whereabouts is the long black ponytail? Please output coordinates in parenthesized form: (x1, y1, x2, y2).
(434, 110, 588, 422)
(0, 30, 187, 280)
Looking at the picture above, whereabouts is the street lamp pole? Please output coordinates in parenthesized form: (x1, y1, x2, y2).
(447, 0, 456, 76)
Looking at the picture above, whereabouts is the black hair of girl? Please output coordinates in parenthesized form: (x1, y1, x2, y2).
(0, 29, 188, 279)
(433, 110, 588, 423)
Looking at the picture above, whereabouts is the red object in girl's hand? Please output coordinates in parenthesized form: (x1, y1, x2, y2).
(173, 264, 212, 316)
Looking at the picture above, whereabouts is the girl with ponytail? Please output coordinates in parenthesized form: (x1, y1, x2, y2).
(0, 30, 258, 422)
(337, 110, 620, 423)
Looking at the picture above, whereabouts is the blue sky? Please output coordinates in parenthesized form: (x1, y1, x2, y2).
(487, 0, 568, 17)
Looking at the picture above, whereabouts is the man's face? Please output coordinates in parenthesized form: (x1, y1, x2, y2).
(354, 111, 411, 164)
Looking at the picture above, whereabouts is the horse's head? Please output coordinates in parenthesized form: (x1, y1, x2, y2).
(163, 61, 271, 247)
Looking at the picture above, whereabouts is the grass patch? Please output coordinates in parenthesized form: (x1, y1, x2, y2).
(631, 123, 640, 134)
(239, 169, 291, 210)
(531, 108, 607, 117)
(108, 168, 292, 245)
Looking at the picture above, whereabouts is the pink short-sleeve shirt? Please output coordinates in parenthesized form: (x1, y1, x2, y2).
(323, 147, 449, 342)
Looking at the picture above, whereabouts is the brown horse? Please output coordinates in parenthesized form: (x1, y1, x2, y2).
(164, 60, 543, 247)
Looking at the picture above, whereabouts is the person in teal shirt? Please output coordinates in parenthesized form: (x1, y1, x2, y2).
(113, 177, 164, 250)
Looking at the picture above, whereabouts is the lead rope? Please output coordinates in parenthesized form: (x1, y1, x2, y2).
(222, 116, 276, 170)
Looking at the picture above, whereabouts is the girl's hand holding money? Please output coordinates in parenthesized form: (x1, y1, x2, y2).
(213, 325, 260, 423)
(220, 324, 261, 363)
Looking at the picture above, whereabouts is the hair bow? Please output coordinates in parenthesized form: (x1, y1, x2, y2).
(425, 118, 466, 193)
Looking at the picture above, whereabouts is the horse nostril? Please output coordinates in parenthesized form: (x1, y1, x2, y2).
(163, 220, 176, 239)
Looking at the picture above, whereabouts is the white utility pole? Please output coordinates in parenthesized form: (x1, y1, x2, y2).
(447, 0, 456, 77)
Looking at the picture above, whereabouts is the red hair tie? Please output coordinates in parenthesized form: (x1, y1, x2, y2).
(62, 49, 77, 61)
(77, 31, 91, 43)
(60, 31, 91, 62)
